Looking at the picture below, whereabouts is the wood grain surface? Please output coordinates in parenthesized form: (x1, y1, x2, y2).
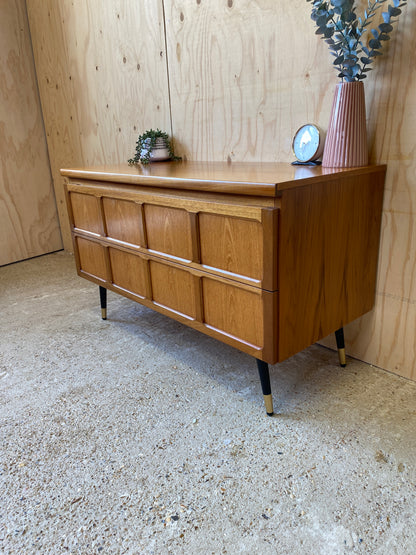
(60, 161, 384, 193)
(202, 277, 264, 348)
(70, 192, 103, 235)
(278, 170, 385, 361)
(103, 198, 145, 247)
(76, 237, 107, 281)
(199, 213, 263, 281)
(0, 0, 62, 265)
(109, 247, 148, 299)
(145, 204, 194, 261)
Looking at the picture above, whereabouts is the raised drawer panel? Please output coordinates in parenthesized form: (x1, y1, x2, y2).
(76, 237, 107, 280)
(144, 204, 193, 261)
(70, 192, 103, 235)
(149, 260, 198, 319)
(109, 248, 148, 298)
(202, 277, 264, 348)
(199, 213, 263, 281)
(103, 198, 144, 246)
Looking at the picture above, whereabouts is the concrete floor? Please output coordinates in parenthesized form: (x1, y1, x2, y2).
(1, 251, 415, 554)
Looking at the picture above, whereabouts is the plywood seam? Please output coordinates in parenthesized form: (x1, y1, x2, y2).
(1, 0, 62, 264)
(24, 0, 56, 196)
(161, 0, 174, 139)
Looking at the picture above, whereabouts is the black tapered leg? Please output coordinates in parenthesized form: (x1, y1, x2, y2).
(99, 286, 107, 320)
(256, 359, 274, 416)
(335, 327, 346, 367)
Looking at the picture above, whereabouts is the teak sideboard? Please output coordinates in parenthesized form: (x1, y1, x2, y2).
(61, 162, 386, 415)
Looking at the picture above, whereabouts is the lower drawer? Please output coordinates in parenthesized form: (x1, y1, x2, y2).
(74, 236, 278, 363)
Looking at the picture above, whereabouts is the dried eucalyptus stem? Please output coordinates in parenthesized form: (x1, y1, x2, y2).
(307, 0, 407, 81)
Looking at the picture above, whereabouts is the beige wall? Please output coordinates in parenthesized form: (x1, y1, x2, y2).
(0, 0, 62, 265)
(27, 0, 416, 381)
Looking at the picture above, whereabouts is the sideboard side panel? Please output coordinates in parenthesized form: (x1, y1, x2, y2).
(278, 170, 385, 362)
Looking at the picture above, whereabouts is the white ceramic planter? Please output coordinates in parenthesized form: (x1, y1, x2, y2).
(141, 138, 170, 162)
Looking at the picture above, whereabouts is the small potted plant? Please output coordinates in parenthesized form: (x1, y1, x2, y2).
(306, 0, 407, 167)
(128, 128, 181, 165)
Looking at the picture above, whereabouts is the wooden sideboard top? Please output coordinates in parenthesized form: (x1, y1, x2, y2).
(61, 161, 387, 197)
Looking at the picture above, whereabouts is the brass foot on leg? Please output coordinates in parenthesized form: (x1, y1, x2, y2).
(99, 286, 107, 320)
(256, 359, 274, 416)
(338, 347, 346, 367)
(263, 394, 274, 417)
(335, 327, 346, 367)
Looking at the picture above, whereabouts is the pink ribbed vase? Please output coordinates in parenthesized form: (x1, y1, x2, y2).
(322, 81, 368, 168)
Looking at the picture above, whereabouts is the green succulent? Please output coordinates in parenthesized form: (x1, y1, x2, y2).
(307, 0, 407, 81)
(128, 128, 181, 165)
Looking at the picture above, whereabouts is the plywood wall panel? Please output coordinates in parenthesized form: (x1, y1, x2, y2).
(377, 201, 416, 302)
(165, 0, 335, 162)
(26, 0, 171, 250)
(0, 0, 62, 265)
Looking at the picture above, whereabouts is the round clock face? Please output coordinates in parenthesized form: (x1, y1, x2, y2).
(292, 124, 323, 162)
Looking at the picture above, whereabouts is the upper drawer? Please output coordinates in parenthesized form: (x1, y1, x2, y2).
(66, 184, 279, 290)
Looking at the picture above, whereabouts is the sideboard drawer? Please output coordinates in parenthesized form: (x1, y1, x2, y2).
(74, 238, 277, 360)
(149, 259, 199, 319)
(202, 277, 264, 347)
(75, 237, 107, 281)
(67, 186, 279, 290)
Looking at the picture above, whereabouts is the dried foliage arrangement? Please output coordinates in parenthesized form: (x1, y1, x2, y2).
(307, 0, 407, 81)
